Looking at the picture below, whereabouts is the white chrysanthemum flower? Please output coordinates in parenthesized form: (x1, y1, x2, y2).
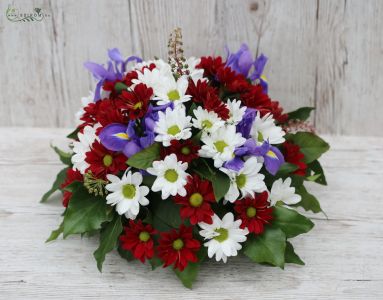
(147, 154, 189, 199)
(153, 75, 191, 106)
(154, 106, 192, 147)
(192, 106, 225, 134)
(132, 65, 172, 92)
(250, 112, 285, 144)
(199, 213, 249, 263)
(134, 59, 172, 75)
(221, 157, 267, 203)
(185, 57, 205, 83)
(71, 124, 99, 174)
(269, 177, 301, 206)
(226, 99, 246, 125)
(105, 170, 150, 219)
(75, 91, 93, 125)
(199, 125, 246, 168)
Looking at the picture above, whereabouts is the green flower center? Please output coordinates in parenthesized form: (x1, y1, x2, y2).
(236, 174, 247, 189)
(257, 131, 264, 142)
(167, 89, 180, 101)
(181, 146, 191, 155)
(189, 192, 203, 207)
(214, 228, 229, 243)
(164, 169, 178, 183)
(214, 140, 228, 153)
(167, 125, 181, 136)
(122, 184, 136, 199)
(202, 119, 213, 129)
(103, 154, 113, 167)
(139, 231, 150, 242)
(246, 207, 257, 218)
(172, 238, 184, 250)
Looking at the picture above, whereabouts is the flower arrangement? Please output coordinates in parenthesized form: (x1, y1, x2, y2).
(42, 29, 329, 288)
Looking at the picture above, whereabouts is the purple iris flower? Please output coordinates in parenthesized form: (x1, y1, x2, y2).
(99, 122, 142, 157)
(235, 139, 284, 175)
(225, 44, 269, 93)
(84, 48, 142, 101)
(237, 108, 257, 139)
(223, 157, 244, 172)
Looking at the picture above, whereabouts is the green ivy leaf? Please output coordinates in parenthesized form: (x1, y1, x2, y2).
(211, 170, 230, 201)
(275, 163, 298, 177)
(51, 144, 72, 166)
(273, 206, 314, 238)
(151, 198, 182, 231)
(285, 241, 305, 265)
(67, 128, 80, 140)
(46, 222, 64, 242)
(191, 159, 230, 201)
(40, 167, 68, 203)
(118, 246, 135, 262)
(149, 256, 163, 270)
(94, 214, 123, 272)
(294, 184, 323, 213)
(288, 132, 329, 163)
(126, 143, 161, 169)
(244, 227, 286, 268)
(173, 249, 206, 289)
(307, 160, 327, 185)
(62, 183, 110, 238)
(287, 107, 315, 121)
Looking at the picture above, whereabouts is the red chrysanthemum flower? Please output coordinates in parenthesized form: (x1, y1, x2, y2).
(283, 141, 307, 176)
(234, 191, 273, 234)
(157, 225, 201, 271)
(216, 66, 250, 93)
(196, 56, 225, 78)
(60, 168, 83, 207)
(160, 139, 200, 163)
(240, 84, 288, 123)
(187, 79, 230, 120)
(119, 220, 157, 263)
(117, 83, 153, 119)
(174, 175, 215, 225)
(85, 141, 127, 178)
(95, 98, 128, 127)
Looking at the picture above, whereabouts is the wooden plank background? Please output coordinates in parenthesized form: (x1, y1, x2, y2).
(0, 0, 382, 136)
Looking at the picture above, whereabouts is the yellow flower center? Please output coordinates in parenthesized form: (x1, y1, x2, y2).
(167, 89, 180, 101)
(122, 184, 136, 199)
(246, 207, 257, 218)
(164, 169, 178, 183)
(235, 174, 247, 189)
(172, 238, 184, 250)
(202, 119, 213, 129)
(103, 154, 113, 167)
(189, 192, 203, 207)
(167, 125, 181, 136)
(214, 140, 228, 153)
(139, 231, 150, 242)
(214, 228, 229, 243)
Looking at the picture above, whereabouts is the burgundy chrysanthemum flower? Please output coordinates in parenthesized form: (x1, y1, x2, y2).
(60, 168, 83, 207)
(157, 225, 201, 271)
(85, 141, 127, 178)
(160, 139, 200, 163)
(283, 141, 307, 176)
(216, 66, 249, 93)
(174, 175, 215, 225)
(117, 83, 153, 120)
(187, 79, 230, 120)
(240, 84, 288, 123)
(196, 56, 225, 78)
(120, 220, 157, 263)
(234, 191, 273, 234)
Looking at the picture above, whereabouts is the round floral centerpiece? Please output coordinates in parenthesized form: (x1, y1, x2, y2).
(42, 29, 329, 288)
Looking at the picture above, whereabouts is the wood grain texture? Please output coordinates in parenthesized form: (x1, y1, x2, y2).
(0, 128, 383, 299)
(0, 0, 382, 135)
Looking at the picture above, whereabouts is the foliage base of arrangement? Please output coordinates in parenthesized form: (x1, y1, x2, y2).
(42, 29, 329, 288)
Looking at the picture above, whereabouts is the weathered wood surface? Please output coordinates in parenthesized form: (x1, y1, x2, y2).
(0, 0, 382, 136)
(0, 127, 382, 299)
